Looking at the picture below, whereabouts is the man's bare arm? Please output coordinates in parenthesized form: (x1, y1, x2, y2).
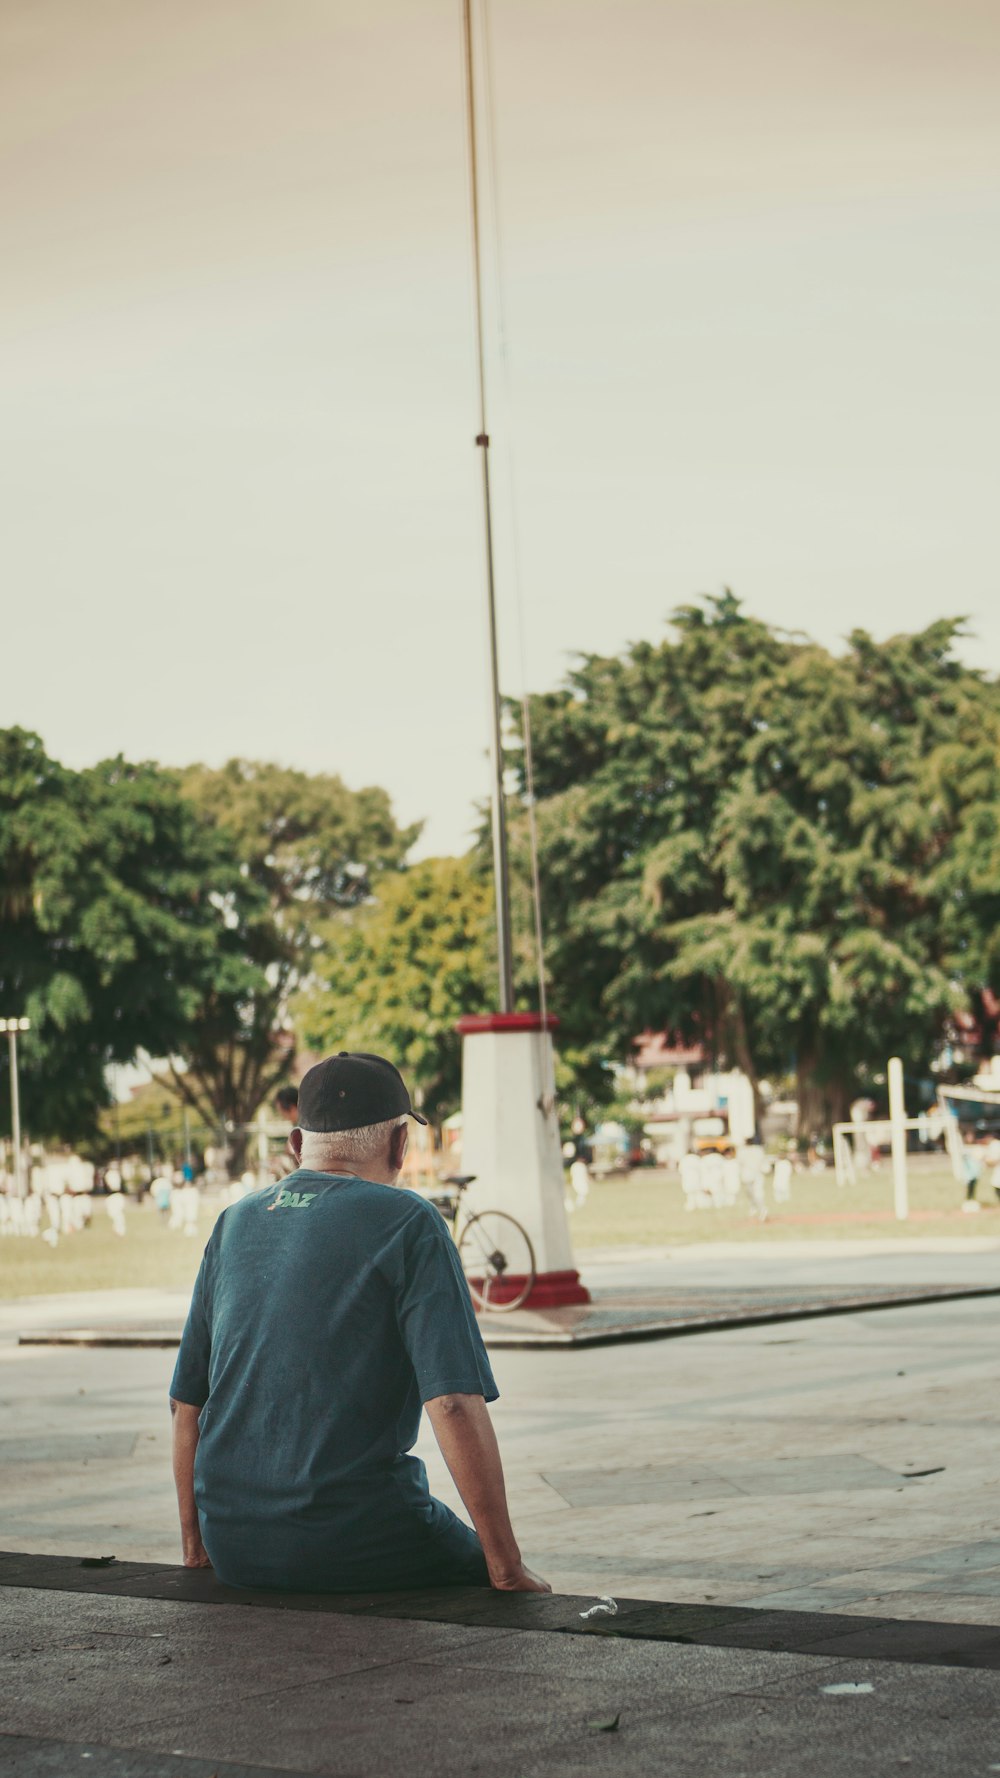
(424, 1393, 550, 1592)
(169, 1398, 211, 1569)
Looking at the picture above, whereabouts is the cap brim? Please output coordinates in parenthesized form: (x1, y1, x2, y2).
(409, 1111, 428, 1126)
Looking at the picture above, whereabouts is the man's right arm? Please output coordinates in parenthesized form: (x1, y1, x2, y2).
(424, 1392, 550, 1593)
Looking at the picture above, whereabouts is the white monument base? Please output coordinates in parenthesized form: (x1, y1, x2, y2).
(457, 1013, 590, 1308)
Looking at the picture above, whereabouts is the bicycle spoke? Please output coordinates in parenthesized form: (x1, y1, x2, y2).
(458, 1211, 536, 1312)
(465, 1219, 505, 1275)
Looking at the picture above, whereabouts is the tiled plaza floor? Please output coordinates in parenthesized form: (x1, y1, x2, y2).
(1, 1246, 997, 1625)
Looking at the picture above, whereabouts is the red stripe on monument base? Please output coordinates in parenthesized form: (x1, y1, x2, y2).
(469, 1269, 591, 1310)
(456, 1013, 560, 1035)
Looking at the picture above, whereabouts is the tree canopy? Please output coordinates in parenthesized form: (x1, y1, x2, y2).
(0, 729, 259, 1144)
(0, 739, 418, 1154)
(512, 595, 1000, 1136)
(297, 856, 493, 1123)
(4, 597, 998, 1156)
(162, 761, 418, 1154)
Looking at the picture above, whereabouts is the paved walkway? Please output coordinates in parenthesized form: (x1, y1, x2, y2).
(3, 1557, 1000, 1777)
(1, 1243, 997, 1623)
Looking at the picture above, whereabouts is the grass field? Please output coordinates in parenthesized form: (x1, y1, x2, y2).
(0, 1160, 996, 1300)
(0, 1199, 224, 1301)
(570, 1157, 998, 1250)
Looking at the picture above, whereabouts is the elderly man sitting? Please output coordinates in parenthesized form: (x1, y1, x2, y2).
(169, 1051, 548, 1595)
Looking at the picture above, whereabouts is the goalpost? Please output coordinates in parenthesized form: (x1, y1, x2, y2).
(831, 1056, 912, 1219)
(833, 1061, 1000, 1220)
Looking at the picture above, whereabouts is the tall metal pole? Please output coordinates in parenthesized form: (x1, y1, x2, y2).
(461, 0, 514, 1013)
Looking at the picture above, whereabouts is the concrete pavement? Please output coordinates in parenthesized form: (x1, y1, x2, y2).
(2, 1558, 1000, 1777)
(1, 1244, 998, 1622)
(2, 1240, 998, 1775)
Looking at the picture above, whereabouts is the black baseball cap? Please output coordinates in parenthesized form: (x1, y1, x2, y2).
(296, 1051, 427, 1133)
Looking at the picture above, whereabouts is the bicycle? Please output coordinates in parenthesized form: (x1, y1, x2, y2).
(430, 1175, 536, 1313)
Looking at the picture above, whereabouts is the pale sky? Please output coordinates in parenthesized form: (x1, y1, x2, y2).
(2, 0, 998, 855)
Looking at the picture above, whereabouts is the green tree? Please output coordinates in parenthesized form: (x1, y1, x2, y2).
(297, 856, 493, 1122)
(169, 761, 419, 1149)
(513, 596, 1000, 1140)
(0, 729, 260, 1146)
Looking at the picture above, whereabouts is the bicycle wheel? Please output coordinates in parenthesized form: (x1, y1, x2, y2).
(458, 1210, 536, 1313)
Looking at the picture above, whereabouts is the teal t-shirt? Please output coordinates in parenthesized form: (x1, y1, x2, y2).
(169, 1170, 497, 1590)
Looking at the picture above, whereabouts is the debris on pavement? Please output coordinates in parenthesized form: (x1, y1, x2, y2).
(579, 1596, 619, 1620)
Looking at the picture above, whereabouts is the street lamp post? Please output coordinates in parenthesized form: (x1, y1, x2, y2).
(1, 1017, 31, 1199)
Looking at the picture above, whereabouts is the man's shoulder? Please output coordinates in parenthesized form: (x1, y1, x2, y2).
(391, 1184, 449, 1226)
(353, 1179, 444, 1226)
(277, 1172, 442, 1223)
(215, 1174, 445, 1241)
(341, 1179, 450, 1247)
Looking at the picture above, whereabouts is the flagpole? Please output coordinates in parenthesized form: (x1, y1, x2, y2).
(461, 0, 514, 1014)
(453, 4, 590, 1309)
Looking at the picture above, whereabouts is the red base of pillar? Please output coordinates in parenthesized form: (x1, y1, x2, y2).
(471, 1269, 591, 1311)
(522, 1269, 591, 1309)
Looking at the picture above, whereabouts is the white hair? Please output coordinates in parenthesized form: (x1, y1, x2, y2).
(299, 1114, 406, 1171)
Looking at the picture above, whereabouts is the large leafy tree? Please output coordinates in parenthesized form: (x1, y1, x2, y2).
(170, 761, 419, 1146)
(0, 729, 260, 1145)
(513, 596, 1000, 1139)
(297, 856, 493, 1122)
